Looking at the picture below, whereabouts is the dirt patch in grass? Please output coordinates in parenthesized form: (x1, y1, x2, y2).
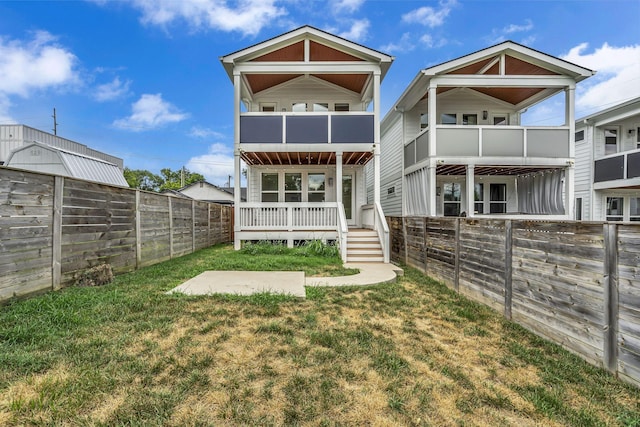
(1, 246, 639, 425)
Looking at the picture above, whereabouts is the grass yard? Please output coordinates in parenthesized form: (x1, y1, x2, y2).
(0, 244, 639, 426)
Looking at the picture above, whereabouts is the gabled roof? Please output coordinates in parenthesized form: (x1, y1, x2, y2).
(576, 96, 640, 126)
(6, 142, 128, 187)
(220, 25, 394, 99)
(392, 40, 595, 113)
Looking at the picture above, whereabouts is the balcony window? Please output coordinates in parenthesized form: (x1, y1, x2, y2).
(606, 197, 624, 221)
(489, 184, 507, 214)
(493, 116, 508, 126)
(575, 198, 583, 220)
(308, 173, 325, 202)
(604, 128, 618, 155)
(260, 103, 276, 112)
(575, 130, 584, 142)
(313, 103, 329, 112)
(285, 173, 302, 202)
(474, 183, 484, 214)
(441, 113, 456, 125)
(261, 173, 279, 202)
(630, 198, 640, 222)
(443, 183, 461, 216)
(637, 127, 640, 149)
(335, 103, 350, 112)
(292, 102, 307, 112)
(463, 114, 477, 125)
(420, 113, 429, 129)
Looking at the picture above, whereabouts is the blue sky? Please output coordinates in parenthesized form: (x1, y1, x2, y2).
(1, 0, 639, 186)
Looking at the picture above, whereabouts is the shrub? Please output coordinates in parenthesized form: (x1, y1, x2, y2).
(73, 264, 114, 287)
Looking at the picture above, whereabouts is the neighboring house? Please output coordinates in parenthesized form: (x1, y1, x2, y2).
(1, 124, 127, 187)
(574, 97, 640, 222)
(5, 142, 128, 187)
(376, 41, 593, 220)
(220, 25, 394, 262)
(174, 181, 246, 205)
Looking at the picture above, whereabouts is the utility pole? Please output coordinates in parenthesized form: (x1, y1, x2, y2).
(52, 108, 58, 135)
(181, 166, 185, 187)
(228, 175, 232, 187)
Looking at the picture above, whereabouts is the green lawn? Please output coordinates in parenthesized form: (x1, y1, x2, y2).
(0, 244, 638, 426)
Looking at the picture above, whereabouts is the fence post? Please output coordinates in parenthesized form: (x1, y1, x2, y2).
(192, 200, 196, 253)
(403, 217, 408, 266)
(504, 219, 513, 320)
(135, 190, 142, 269)
(603, 223, 619, 374)
(207, 203, 211, 247)
(52, 176, 63, 290)
(454, 218, 460, 292)
(423, 217, 428, 274)
(169, 197, 174, 259)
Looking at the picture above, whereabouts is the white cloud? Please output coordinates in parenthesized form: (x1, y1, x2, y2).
(113, 93, 188, 131)
(486, 19, 535, 45)
(504, 19, 533, 35)
(94, 76, 131, 102)
(0, 94, 14, 124)
(338, 19, 370, 42)
(126, 0, 286, 36)
(380, 33, 416, 54)
(561, 42, 640, 114)
(188, 126, 225, 139)
(330, 0, 365, 14)
(186, 143, 236, 186)
(0, 31, 79, 98)
(402, 0, 457, 28)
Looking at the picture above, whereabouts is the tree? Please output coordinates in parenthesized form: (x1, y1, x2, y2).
(123, 168, 163, 192)
(158, 167, 205, 191)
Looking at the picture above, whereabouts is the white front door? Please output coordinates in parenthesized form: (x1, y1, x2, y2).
(342, 174, 356, 226)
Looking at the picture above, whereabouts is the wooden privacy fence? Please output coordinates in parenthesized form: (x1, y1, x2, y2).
(1, 168, 233, 303)
(388, 216, 640, 388)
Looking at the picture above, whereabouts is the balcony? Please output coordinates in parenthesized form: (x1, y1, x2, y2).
(404, 125, 571, 168)
(240, 112, 374, 145)
(594, 149, 640, 186)
(238, 203, 339, 230)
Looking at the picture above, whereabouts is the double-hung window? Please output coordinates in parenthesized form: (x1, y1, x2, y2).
(489, 184, 507, 214)
(261, 173, 279, 202)
(284, 173, 302, 202)
(308, 173, 325, 202)
(443, 183, 461, 216)
(474, 183, 484, 214)
(604, 128, 618, 155)
(631, 197, 640, 222)
(606, 197, 624, 221)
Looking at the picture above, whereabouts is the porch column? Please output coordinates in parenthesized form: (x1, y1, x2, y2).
(428, 84, 437, 157)
(565, 86, 576, 158)
(466, 165, 475, 217)
(428, 162, 437, 217)
(336, 152, 343, 205)
(373, 71, 381, 205)
(565, 165, 575, 219)
(233, 72, 241, 250)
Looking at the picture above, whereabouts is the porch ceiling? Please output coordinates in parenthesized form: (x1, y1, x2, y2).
(436, 164, 561, 176)
(245, 73, 369, 95)
(242, 151, 373, 166)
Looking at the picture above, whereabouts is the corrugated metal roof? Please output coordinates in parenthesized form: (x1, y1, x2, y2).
(6, 142, 129, 187)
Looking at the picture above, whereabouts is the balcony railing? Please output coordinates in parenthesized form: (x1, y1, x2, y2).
(594, 148, 640, 183)
(238, 202, 338, 230)
(404, 125, 570, 168)
(239, 112, 374, 145)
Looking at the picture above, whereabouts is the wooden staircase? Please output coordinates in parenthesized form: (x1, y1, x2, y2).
(346, 229, 384, 263)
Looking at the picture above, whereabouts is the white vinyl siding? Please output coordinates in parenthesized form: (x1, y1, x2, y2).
(380, 112, 404, 216)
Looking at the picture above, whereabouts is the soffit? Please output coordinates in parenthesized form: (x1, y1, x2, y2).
(242, 151, 373, 166)
(436, 165, 560, 176)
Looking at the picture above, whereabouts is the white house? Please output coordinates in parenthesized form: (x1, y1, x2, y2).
(220, 25, 394, 262)
(376, 41, 594, 220)
(175, 181, 246, 205)
(574, 97, 640, 222)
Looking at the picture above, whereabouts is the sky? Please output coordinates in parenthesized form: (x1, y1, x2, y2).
(1, 0, 639, 187)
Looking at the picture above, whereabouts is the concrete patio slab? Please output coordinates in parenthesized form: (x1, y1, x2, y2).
(305, 263, 403, 288)
(169, 271, 306, 298)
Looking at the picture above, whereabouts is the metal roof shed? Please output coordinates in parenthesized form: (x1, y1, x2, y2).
(5, 142, 129, 187)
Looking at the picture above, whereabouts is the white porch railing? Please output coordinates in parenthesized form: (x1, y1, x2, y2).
(337, 203, 349, 263)
(239, 202, 338, 230)
(361, 203, 390, 263)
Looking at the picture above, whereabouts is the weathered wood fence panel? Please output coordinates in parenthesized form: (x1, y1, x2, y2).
(388, 216, 640, 388)
(618, 224, 640, 386)
(0, 169, 55, 300)
(0, 168, 233, 303)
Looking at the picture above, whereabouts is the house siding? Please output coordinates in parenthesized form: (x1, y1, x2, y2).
(380, 112, 404, 216)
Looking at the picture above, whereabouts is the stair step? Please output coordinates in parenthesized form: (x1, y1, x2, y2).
(348, 243, 382, 249)
(348, 249, 383, 255)
(348, 256, 385, 263)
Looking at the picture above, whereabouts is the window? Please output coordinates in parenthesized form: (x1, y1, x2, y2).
(630, 198, 640, 222)
(637, 127, 640, 149)
(462, 114, 477, 125)
(313, 103, 328, 112)
(284, 173, 302, 202)
(474, 183, 484, 214)
(441, 113, 456, 125)
(575, 198, 582, 220)
(443, 183, 461, 216)
(575, 130, 584, 142)
(489, 184, 507, 214)
(261, 173, 279, 202)
(260, 103, 276, 112)
(420, 113, 429, 129)
(493, 116, 508, 126)
(292, 102, 307, 112)
(334, 103, 350, 112)
(604, 128, 618, 155)
(606, 197, 624, 221)
(307, 173, 325, 202)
